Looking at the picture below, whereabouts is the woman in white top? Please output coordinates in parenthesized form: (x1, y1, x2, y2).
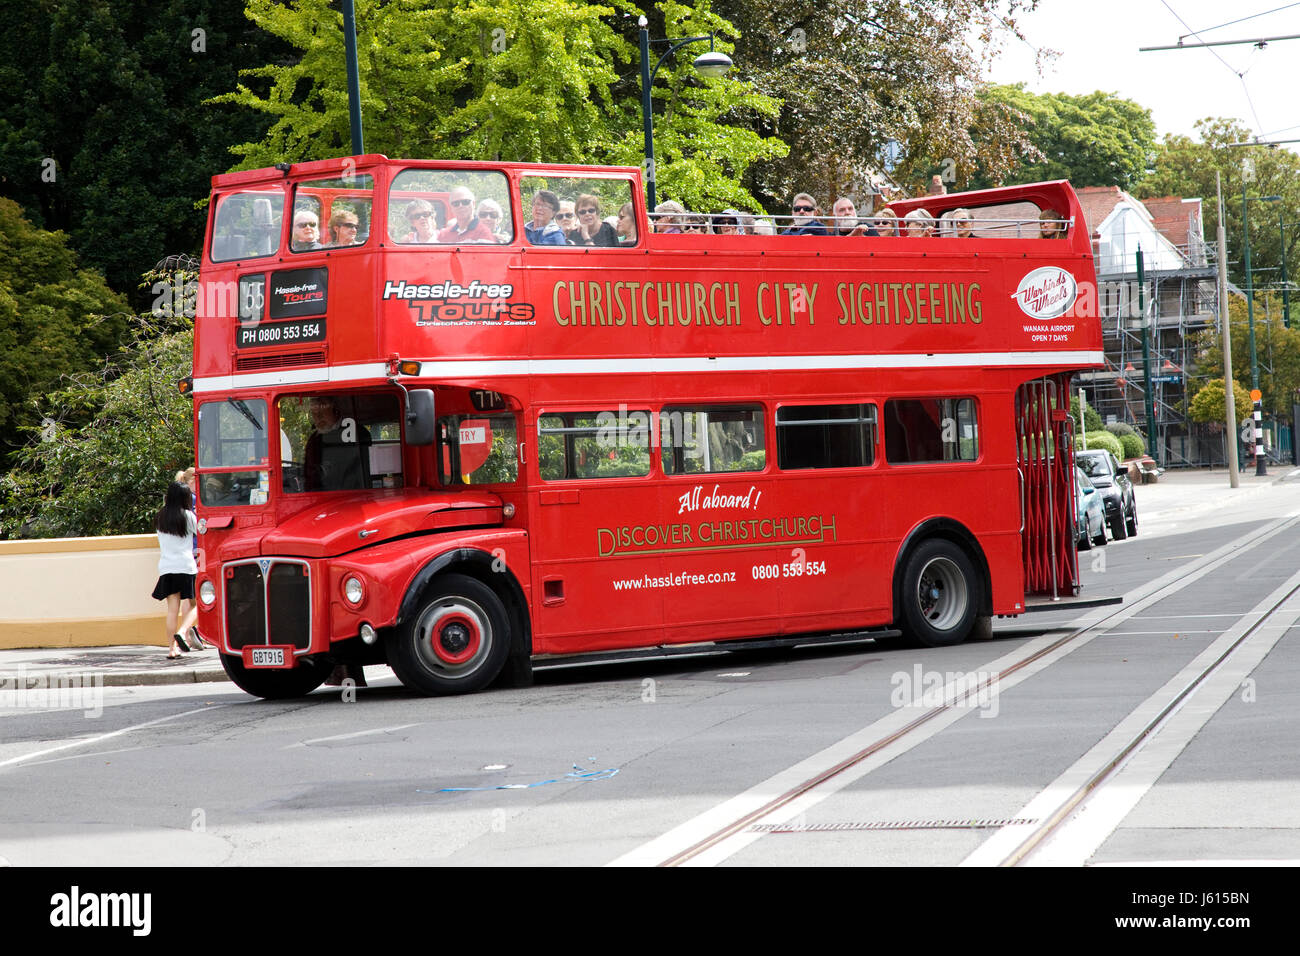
(151, 481, 199, 658)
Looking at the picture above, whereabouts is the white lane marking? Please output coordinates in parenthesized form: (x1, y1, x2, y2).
(609, 509, 1300, 867)
(1094, 859, 1300, 867)
(294, 723, 421, 747)
(964, 567, 1300, 867)
(0, 705, 231, 771)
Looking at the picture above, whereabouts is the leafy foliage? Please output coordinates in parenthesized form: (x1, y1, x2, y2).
(1188, 378, 1252, 427)
(216, 0, 785, 212)
(1193, 293, 1300, 417)
(0, 0, 285, 300)
(972, 85, 1156, 190)
(0, 269, 194, 539)
(1076, 430, 1121, 458)
(0, 198, 128, 463)
(712, 0, 1043, 208)
(1138, 118, 1300, 290)
(1069, 395, 1102, 434)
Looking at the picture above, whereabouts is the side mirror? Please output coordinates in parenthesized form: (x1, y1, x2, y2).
(405, 389, 436, 446)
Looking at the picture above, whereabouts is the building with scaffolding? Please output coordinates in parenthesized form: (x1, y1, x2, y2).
(1073, 186, 1228, 467)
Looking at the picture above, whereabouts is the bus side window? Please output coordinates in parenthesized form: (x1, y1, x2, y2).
(884, 398, 978, 463)
(538, 411, 651, 479)
(661, 406, 765, 475)
(775, 404, 876, 470)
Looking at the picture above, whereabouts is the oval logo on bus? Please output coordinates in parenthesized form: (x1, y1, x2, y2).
(1013, 267, 1077, 320)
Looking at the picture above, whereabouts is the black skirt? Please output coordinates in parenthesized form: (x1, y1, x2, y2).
(152, 573, 195, 601)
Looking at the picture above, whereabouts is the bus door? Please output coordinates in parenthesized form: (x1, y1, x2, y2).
(657, 405, 782, 641)
(530, 409, 665, 650)
(1016, 375, 1078, 598)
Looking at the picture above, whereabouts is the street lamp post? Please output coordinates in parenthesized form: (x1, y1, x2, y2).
(637, 15, 732, 212)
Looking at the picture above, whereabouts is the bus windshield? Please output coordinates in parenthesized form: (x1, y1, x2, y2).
(279, 392, 404, 493)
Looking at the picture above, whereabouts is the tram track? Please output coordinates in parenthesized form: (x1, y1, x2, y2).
(609, 508, 1300, 867)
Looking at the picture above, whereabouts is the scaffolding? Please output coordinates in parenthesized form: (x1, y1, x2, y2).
(1076, 212, 1227, 467)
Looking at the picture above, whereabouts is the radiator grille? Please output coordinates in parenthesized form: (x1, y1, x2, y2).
(224, 559, 312, 651)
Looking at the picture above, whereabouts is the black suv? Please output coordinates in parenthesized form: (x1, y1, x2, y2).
(1075, 449, 1137, 540)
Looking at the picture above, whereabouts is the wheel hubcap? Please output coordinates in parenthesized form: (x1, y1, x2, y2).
(414, 600, 489, 675)
(917, 557, 968, 631)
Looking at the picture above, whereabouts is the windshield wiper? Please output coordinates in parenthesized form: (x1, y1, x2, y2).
(230, 399, 264, 432)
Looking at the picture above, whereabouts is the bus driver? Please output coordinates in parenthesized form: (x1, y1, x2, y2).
(303, 396, 372, 491)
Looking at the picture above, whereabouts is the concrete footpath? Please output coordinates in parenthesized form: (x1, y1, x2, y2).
(2, 465, 1298, 692)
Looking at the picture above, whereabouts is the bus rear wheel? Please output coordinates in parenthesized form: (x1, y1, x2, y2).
(388, 574, 510, 695)
(899, 539, 979, 647)
(220, 653, 332, 699)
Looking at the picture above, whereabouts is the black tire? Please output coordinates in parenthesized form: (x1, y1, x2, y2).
(220, 653, 331, 699)
(1078, 527, 1092, 550)
(897, 539, 979, 647)
(1109, 507, 1127, 541)
(387, 573, 511, 695)
(1093, 517, 1109, 546)
(1126, 500, 1138, 536)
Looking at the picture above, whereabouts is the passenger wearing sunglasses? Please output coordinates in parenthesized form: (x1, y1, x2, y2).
(572, 193, 619, 246)
(438, 186, 495, 243)
(476, 198, 510, 243)
(782, 192, 828, 236)
(401, 199, 438, 243)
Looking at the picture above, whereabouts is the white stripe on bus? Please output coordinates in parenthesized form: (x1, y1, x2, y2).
(191, 350, 1105, 393)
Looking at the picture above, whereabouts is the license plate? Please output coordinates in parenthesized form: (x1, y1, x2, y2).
(245, 646, 292, 668)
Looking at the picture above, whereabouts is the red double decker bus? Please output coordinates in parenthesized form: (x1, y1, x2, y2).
(190, 155, 1101, 698)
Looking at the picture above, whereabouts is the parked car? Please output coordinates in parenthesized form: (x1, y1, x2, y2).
(1075, 466, 1107, 549)
(1076, 448, 1137, 540)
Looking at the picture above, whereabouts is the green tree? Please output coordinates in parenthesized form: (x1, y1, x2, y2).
(0, 268, 194, 539)
(1193, 293, 1300, 418)
(971, 85, 1156, 190)
(712, 0, 1042, 208)
(216, 0, 786, 212)
(1188, 377, 1251, 426)
(0, 0, 286, 300)
(0, 198, 128, 463)
(1138, 118, 1300, 291)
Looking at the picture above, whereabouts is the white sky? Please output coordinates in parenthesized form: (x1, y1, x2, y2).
(983, 0, 1300, 150)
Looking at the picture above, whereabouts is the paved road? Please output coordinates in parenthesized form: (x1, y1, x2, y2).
(2, 471, 1298, 868)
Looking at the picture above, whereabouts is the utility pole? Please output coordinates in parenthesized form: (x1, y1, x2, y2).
(1218, 173, 1239, 487)
(1137, 248, 1158, 467)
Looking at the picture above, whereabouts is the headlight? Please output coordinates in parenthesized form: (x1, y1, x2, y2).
(199, 579, 216, 606)
(343, 576, 365, 606)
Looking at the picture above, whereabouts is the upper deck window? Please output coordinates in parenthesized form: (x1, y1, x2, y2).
(389, 169, 513, 245)
(211, 190, 283, 262)
(519, 175, 637, 247)
(291, 174, 374, 252)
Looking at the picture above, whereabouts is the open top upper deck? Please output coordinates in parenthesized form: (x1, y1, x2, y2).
(194, 155, 1102, 394)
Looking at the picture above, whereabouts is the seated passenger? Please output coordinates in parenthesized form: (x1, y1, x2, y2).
(401, 200, 438, 243)
(872, 207, 899, 236)
(438, 186, 496, 243)
(903, 208, 936, 237)
(1039, 208, 1066, 238)
(556, 199, 581, 243)
(653, 200, 686, 233)
(713, 212, 741, 235)
(476, 198, 510, 242)
(682, 214, 710, 234)
(832, 196, 874, 237)
(782, 193, 828, 235)
(525, 190, 567, 245)
(327, 209, 362, 246)
(291, 210, 323, 251)
(946, 208, 974, 238)
(574, 194, 619, 246)
(616, 202, 638, 244)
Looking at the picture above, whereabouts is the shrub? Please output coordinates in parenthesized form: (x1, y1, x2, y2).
(1106, 422, 1135, 438)
(1069, 396, 1103, 433)
(1076, 431, 1123, 458)
(1118, 433, 1145, 459)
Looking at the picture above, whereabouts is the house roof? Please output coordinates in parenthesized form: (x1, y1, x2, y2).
(1141, 195, 1203, 249)
(1075, 185, 1130, 236)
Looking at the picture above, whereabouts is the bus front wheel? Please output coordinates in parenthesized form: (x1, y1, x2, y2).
(898, 539, 979, 647)
(220, 653, 332, 699)
(388, 574, 510, 695)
